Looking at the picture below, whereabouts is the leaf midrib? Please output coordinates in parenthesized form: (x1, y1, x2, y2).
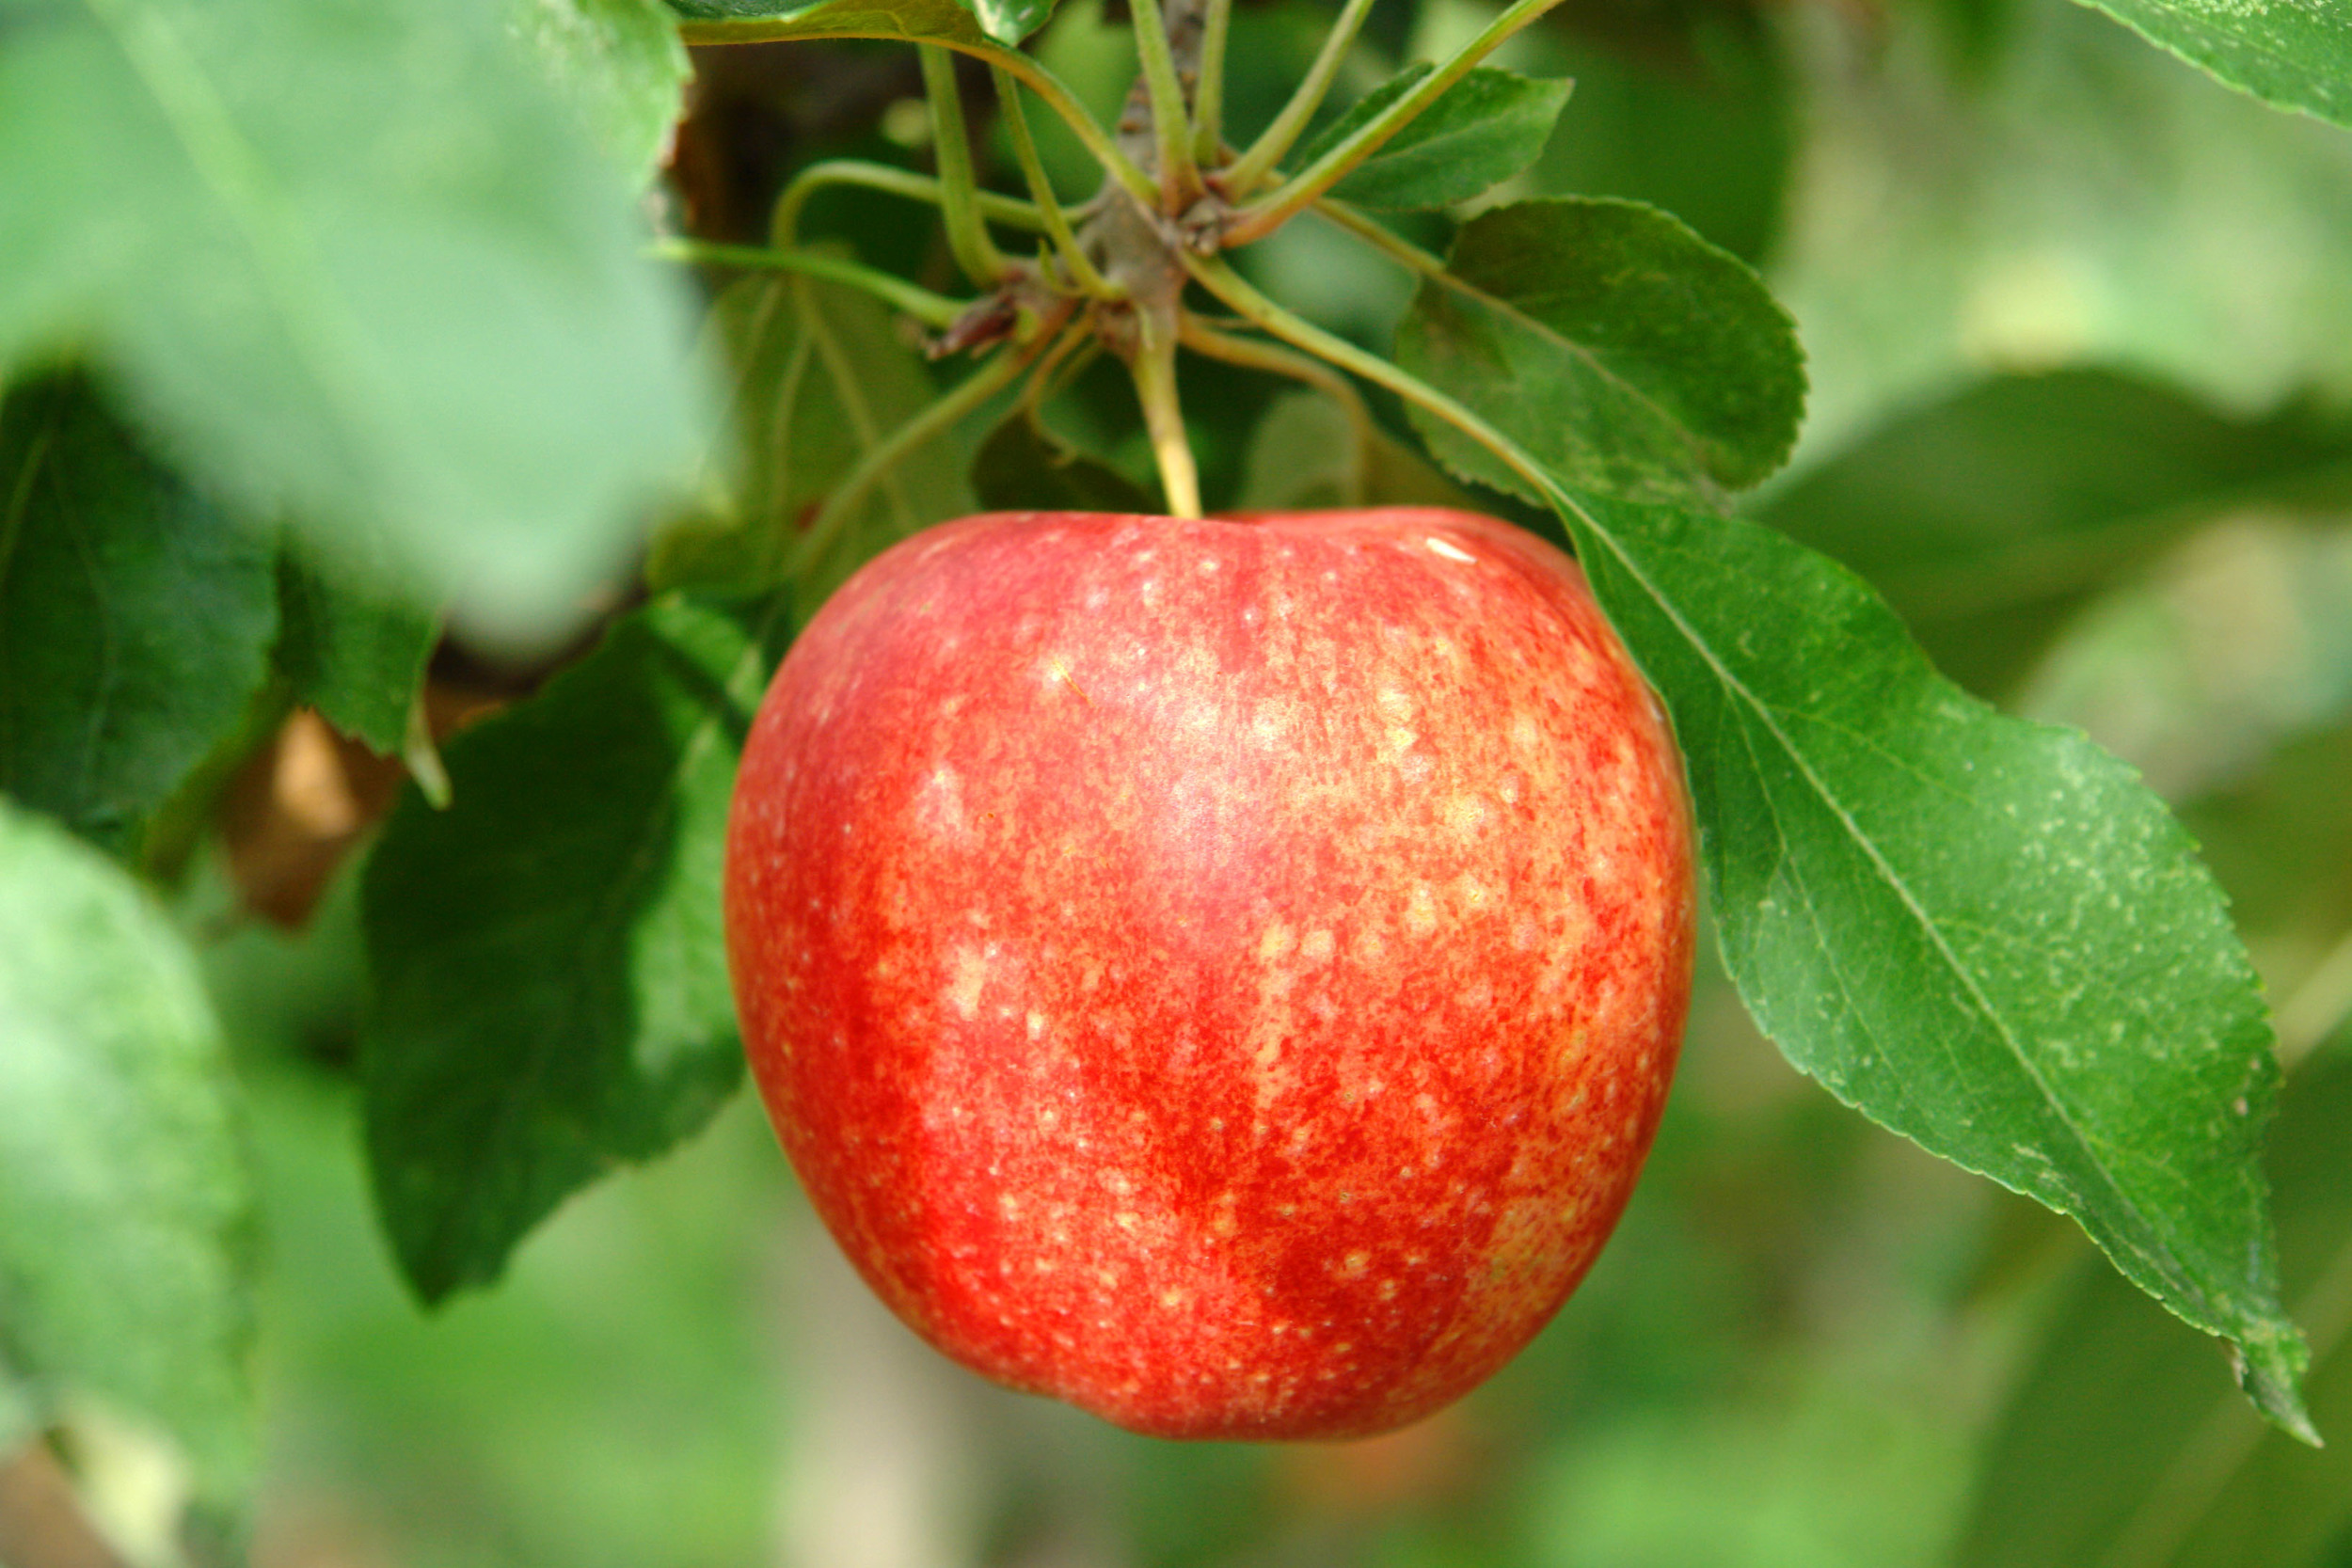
(1353, 76, 1553, 171)
(1563, 489, 2214, 1314)
(1428, 214, 1744, 486)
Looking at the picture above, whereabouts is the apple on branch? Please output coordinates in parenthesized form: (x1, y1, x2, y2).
(723, 505, 1694, 1440)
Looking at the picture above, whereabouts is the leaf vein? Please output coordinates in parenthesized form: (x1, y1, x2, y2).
(1427, 261, 1717, 482)
(1569, 495, 2196, 1296)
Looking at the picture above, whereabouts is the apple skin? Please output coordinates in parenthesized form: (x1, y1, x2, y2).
(724, 506, 1694, 1440)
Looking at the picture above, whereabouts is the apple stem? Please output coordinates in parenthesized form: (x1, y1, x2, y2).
(1223, 0, 1570, 245)
(1129, 308, 1202, 517)
(1176, 312, 1374, 505)
(919, 46, 1011, 286)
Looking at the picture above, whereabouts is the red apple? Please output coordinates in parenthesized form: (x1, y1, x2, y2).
(724, 506, 1694, 1440)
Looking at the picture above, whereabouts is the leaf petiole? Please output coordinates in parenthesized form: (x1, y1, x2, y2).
(1129, 0, 1203, 210)
(1017, 310, 1103, 413)
(993, 69, 1121, 298)
(1181, 254, 1556, 504)
(402, 697, 452, 810)
(1223, 0, 1568, 245)
(675, 15, 1159, 212)
(919, 45, 1010, 286)
(770, 159, 1050, 249)
(795, 280, 923, 537)
(787, 337, 1039, 578)
(1219, 0, 1378, 196)
(1191, 0, 1232, 169)
(1175, 313, 1374, 503)
(983, 44, 1161, 214)
(1310, 198, 1448, 279)
(647, 237, 968, 330)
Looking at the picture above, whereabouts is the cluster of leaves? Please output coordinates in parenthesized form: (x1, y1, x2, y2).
(0, 0, 707, 1523)
(5, 0, 2352, 1557)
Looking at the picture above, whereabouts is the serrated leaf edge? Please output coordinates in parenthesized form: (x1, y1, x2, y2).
(368, 597, 775, 1301)
(1423, 198, 1807, 493)
(1559, 489, 2310, 1433)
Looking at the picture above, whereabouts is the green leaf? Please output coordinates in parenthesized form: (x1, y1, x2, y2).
(1394, 198, 1807, 502)
(0, 372, 278, 853)
(1957, 1053, 2352, 1567)
(1396, 269, 2307, 1427)
(2072, 0, 2352, 131)
(961, 0, 1053, 47)
(1754, 370, 2352, 699)
(971, 406, 1155, 514)
(0, 799, 255, 1501)
(1578, 487, 2308, 1435)
(1297, 66, 1573, 212)
(666, 0, 1047, 44)
(648, 273, 970, 621)
(1234, 388, 1485, 513)
(359, 594, 786, 1303)
(510, 0, 692, 179)
(0, 0, 707, 647)
(274, 550, 438, 757)
(665, 0, 990, 46)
